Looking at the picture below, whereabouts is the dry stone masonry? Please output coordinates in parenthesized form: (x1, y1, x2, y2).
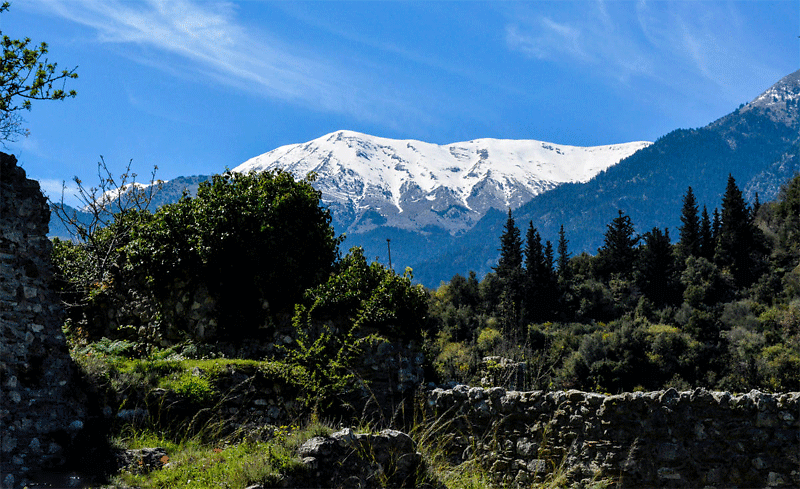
(426, 385, 800, 488)
(1, 153, 88, 488)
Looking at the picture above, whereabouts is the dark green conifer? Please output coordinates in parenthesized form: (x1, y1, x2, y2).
(637, 227, 676, 306)
(715, 175, 759, 287)
(699, 205, 714, 260)
(677, 187, 701, 261)
(596, 210, 639, 279)
(712, 208, 721, 243)
(495, 209, 524, 333)
(557, 224, 571, 280)
(523, 222, 546, 323)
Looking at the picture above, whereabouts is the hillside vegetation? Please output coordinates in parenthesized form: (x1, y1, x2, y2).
(51, 167, 800, 487)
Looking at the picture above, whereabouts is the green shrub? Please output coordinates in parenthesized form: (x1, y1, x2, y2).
(170, 374, 214, 405)
(476, 327, 501, 353)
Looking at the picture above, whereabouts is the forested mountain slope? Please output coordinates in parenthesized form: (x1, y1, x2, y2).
(411, 70, 800, 286)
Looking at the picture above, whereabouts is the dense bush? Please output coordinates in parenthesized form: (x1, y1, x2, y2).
(127, 170, 341, 339)
(54, 169, 342, 343)
(293, 247, 429, 342)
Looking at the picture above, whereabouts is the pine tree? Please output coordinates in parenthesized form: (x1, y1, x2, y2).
(699, 205, 714, 261)
(524, 222, 545, 282)
(596, 210, 639, 279)
(677, 187, 701, 261)
(544, 241, 555, 275)
(497, 209, 523, 277)
(523, 222, 546, 323)
(495, 209, 524, 333)
(715, 175, 758, 287)
(557, 224, 571, 280)
(712, 208, 721, 243)
(637, 227, 676, 306)
(751, 192, 761, 220)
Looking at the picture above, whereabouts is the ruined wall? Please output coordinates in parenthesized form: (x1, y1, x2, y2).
(426, 386, 800, 488)
(1, 153, 87, 488)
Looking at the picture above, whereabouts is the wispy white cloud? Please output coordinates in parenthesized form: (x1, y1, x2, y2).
(506, 17, 587, 62)
(505, 0, 782, 95)
(36, 178, 80, 206)
(28, 0, 428, 127)
(505, 2, 655, 84)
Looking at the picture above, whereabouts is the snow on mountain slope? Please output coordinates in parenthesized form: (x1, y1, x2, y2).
(739, 69, 800, 127)
(234, 130, 651, 235)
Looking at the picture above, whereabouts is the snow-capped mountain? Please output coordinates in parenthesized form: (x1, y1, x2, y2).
(234, 130, 651, 235)
(739, 69, 800, 126)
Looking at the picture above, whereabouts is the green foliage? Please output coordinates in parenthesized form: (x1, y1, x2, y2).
(121, 169, 341, 340)
(284, 247, 427, 409)
(285, 307, 384, 411)
(476, 327, 502, 353)
(432, 336, 477, 385)
(0, 2, 78, 142)
(169, 374, 215, 405)
(297, 247, 428, 340)
(112, 428, 310, 489)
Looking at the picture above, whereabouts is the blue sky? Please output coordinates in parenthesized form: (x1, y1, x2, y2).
(4, 0, 799, 205)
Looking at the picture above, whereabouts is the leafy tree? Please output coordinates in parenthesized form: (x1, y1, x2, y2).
(294, 247, 428, 341)
(677, 187, 701, 262)
(1, 2, 78, 142)
(288, 247, 429, 409)
(596, 210, 639, 279)
(51, 159, 162, 339)
(128, 170, 341, 339)
(429, 272, 485, 342)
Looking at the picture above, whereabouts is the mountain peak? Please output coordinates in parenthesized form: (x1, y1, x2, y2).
(234, 131, 650, 236)
(741, 69, 800, 126)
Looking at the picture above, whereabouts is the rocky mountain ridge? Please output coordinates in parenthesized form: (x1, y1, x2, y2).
(234, 131, 650, 235)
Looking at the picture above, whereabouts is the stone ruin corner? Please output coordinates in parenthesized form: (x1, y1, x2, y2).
(1, 152, 88, 488)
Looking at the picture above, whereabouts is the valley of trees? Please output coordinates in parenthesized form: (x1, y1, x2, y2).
(52, 165, 800, 397)
(428, 174, 800, 393)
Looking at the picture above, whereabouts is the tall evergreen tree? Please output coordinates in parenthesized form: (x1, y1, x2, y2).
(773, 174, 800, 268)
(495, 210, 524, 333)
(497, 209, 523, 277)
(596, 210, 639, 279)
(677, 187, 701, 262)
(712, 208, 721, 243)
(557, 224, 571, 280)
(637, 227, 677, 306)
(715, 175, 759, 287)
(699, 205, 714, 261)
(544, 241, 555, 275)
(751, 192, 761, 220)
(523, 222, 547, 323)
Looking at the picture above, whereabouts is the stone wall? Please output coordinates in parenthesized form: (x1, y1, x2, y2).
(426, 386, 800, 488)
(1, 153, 87, 488)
